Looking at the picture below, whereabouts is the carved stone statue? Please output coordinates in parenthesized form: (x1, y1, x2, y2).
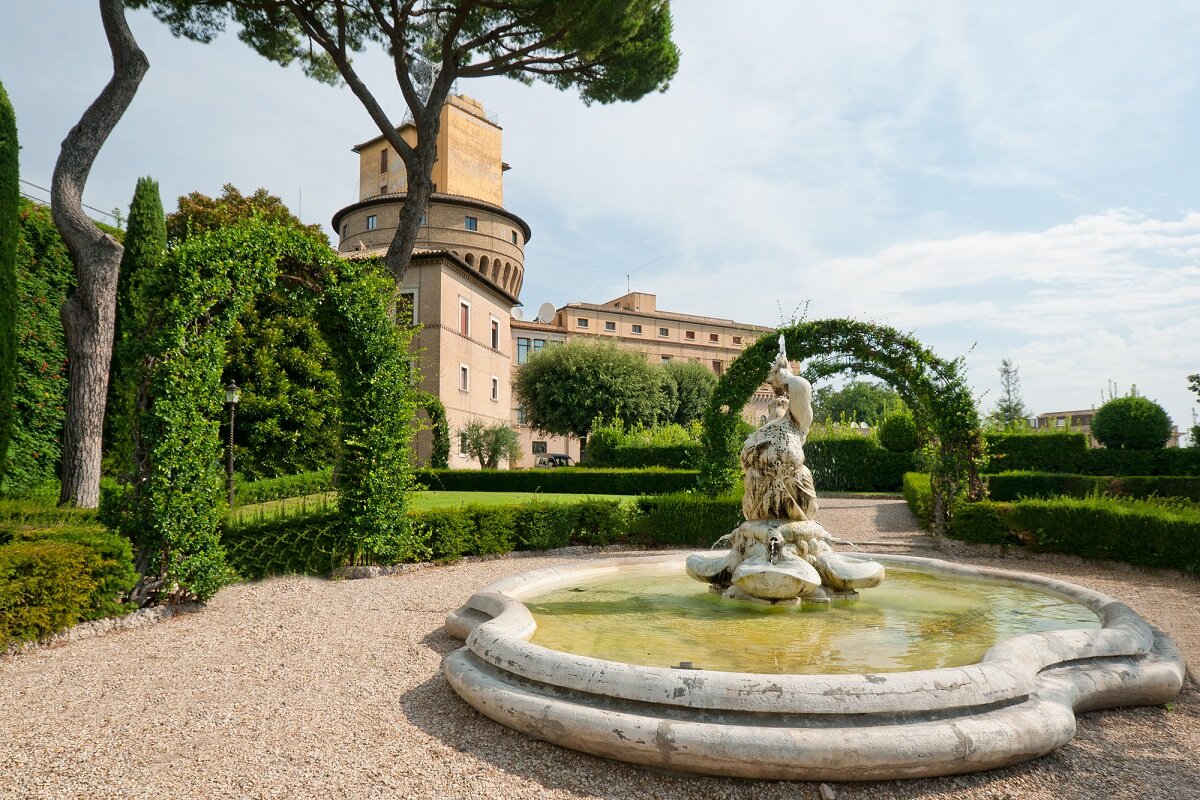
(687, 336, 885, 604)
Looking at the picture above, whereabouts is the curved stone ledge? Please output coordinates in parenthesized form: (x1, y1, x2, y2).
(442, 553, 1185, 780)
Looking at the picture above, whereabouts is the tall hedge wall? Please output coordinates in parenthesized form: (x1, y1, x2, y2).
(0, 201, 72, 494)
(0, 82, 17, 487)
(988, 471, 1200, 502)
(983, 432, 1199, 476)
(805, 438, 914, 492)
(413, 467, 698, 495)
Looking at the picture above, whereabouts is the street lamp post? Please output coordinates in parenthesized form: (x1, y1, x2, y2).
(225, 380, 241, 506)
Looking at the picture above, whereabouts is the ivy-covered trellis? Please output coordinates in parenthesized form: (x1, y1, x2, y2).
(415, 391, 451, 469)
(700, 319, 982, 531)
(114, 220, 419, 604)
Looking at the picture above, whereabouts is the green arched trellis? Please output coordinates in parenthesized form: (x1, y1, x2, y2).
(700, 319, 982, 531)
(116, 220, 419, 604)
(415, 391, 451, 469)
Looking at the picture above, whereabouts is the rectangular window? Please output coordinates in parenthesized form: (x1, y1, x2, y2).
(577, 318, 589, 328)
(464, 216, 478, 231)
(459, 301, 470, 336)
(533, 339, 545, 353)
(341, 224, 348, 240)
(491, 376, 499, 401)
(604, 321, 616, 332)
(459, 432, 468, 454)
(516, 406, 526, 425)
(732, 336, 742, 345)
(490, 318, 500, 350)
(658, 327, 669, 337)
(710, 333, 720, 343)
(419, 211, 427, 226)
(631, 324, 643, 335)
(459, 365, 469, 392)
(517, 337, 531, 365)
(396, 291, 417, 325)
(532, 441, 548, 455)
(660, 355, 671, 365)
(685, 330, 696, 340)
(511, 230, 519, 245)
(366, 215, 377, 230)
(380, 148, 388, 174)
(379, 184, 387, 197)
(713, 360, 724, 375)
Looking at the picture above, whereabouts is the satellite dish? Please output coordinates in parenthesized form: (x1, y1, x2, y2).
(536, 302, 556, 324)
(510, 307, 524, 320)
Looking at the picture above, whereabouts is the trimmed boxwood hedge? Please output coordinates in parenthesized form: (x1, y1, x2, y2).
(413, 467, 698, 495)
(902, 472, 933, 529)
(806, 439, 914, 492)
(233, 468, 335, 507)
(629, 493, 744, 548)
(984, 433, 1200, 476)
(988, 471, 1200, 502)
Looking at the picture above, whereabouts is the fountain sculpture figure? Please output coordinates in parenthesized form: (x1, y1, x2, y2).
(686, 336, 886, 602)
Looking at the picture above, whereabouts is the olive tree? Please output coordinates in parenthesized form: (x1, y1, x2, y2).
(135, 0, 680, 280)
(459, 418, 521, 468)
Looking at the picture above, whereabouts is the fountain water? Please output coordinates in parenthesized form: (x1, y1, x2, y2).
(442, 342, 1185, 780)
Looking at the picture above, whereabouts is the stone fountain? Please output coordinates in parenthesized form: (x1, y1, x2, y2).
(687, 336, 885, 603)
(441, 338, 1185, 781)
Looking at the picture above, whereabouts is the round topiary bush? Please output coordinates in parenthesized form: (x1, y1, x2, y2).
(1090, 395, 1172, 450)
(877, 408, 920, 453)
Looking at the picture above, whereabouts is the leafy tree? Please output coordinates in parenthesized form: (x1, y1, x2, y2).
(1090, 392, 1172, 450)
(137, 0, 679, 280)
(664, 361, 716, 426)
(460, 418, 522, 468)
(514, 338, 672, 446)
(106, 176, 167, 478)
(811, 380, 901, 426)
(0, 81, 17, 484)
(166, 185, 339, 479)
(0, 201, 74, 494)
(52, 0, 150, 507)
(988, 358, 1029, 429)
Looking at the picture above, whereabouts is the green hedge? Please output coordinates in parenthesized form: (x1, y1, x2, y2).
(984, 433, 1200, 476)
(233, 468, 334, 507)
(988, 471, 1200, 502)
(630, 493, 744, 548)
(805, 439, 914, 492)
(902, 472, 933, 529)
(0, 503, 137, 646)
(414, 468, 697, 495)
(222, 507, 344, 580)
(584, 443, 700, 469)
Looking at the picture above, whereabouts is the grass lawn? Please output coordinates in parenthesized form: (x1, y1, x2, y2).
(229, 490, 635, 523)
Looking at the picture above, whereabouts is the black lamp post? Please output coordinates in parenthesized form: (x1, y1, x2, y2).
(224, 380, 241, 506)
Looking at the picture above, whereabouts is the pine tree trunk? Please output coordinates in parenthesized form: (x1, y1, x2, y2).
(52, 0, 148, 507)
(383, 108, 442, 282)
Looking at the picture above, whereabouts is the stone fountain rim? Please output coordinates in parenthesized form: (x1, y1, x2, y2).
(449, 551, 1160, 716)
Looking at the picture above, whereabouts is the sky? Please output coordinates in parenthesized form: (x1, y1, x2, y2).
(3, 1, 1198, 439)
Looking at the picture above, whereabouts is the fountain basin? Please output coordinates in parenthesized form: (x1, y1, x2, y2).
(443, 552, 1185, 781)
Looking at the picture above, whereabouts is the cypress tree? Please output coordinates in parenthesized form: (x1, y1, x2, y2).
(106, 177, 166, 477)
(0, 81, 18, 482)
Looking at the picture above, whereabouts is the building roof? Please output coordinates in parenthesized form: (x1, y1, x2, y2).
(560, 300, 773, 332)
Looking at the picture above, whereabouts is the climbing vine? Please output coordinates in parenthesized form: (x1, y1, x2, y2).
(415, 391, 451, 469)
(700, 320, 981, 530)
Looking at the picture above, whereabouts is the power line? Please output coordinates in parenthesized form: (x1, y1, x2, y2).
(19, 178, 121, 222)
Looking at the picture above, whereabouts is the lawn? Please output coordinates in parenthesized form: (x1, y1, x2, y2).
(228, 490, 635, 522)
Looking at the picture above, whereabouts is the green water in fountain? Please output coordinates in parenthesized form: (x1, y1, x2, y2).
(526, 566, 1100, 674)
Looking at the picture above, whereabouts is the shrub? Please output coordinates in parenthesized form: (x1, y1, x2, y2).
(988, 471, 1200, 502)
(630, 493, 743, 548)
(0, 540, 99, 647)
(1091, 395, 1172, 450)
(805, 438, 914, 491)
(983, 432, 1088, 473)
(233, 468, 334, 507)
(414, 467, 697, 495)
(902, 472, 933, 529)
(582, 420, 702, 468)
(876, 408, 919, 453)
(222, 506, 345, 580)
(946, 501, 1017, 545)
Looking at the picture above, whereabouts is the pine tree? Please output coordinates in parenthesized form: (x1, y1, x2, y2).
(106, 177, 166, 477)
(990, 359, 1030, 429)
(0, 81, 18, 482)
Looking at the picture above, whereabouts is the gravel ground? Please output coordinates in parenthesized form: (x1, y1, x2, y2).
(2, 498, 1198, 800)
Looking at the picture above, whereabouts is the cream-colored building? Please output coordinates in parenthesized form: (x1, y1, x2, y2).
(332, 94, 773, 468)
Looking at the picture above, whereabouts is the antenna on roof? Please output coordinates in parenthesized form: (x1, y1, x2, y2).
(536, 302, 556, 324)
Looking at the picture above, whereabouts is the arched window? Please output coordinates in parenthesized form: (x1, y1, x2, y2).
(465, 253, 475, 267)
(502, 263, 512, 286)
(480, 255, 490, 272)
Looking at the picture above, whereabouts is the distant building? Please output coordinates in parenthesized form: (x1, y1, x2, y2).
(1031, 409, 1182, 448)
(331, 95, 772, 468)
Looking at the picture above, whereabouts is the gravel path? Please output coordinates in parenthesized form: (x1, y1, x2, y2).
(2, 498, 1198, 800)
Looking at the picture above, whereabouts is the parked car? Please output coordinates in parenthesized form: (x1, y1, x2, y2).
(534, 454, 576, 468)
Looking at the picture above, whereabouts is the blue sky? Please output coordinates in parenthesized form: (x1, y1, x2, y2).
(3, 2, 1198, 437)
